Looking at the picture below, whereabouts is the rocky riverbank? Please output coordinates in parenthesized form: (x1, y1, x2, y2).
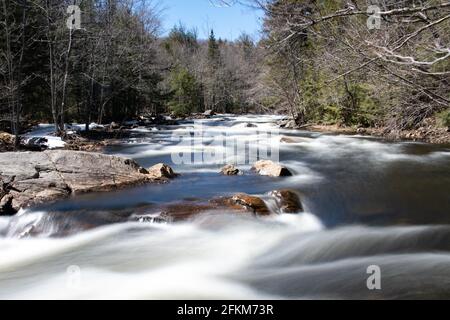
(0, 150, 176, 215)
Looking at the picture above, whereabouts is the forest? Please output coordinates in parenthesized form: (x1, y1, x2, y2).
(1, 0, 449, 145)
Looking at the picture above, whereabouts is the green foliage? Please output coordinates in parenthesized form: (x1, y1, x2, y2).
(436, 109, 450, 127)
(168, 67, 203, 117)
(207, 30, 221, 66)
(164, 24, 198, 55)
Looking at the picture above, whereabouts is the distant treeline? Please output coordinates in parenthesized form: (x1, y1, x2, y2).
(1, 0, 449, 139)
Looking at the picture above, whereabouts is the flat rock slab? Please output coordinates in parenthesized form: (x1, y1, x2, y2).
(0, 150, 160, 215)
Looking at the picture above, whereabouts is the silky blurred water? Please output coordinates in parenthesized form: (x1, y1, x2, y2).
(1, 115, 449, 299)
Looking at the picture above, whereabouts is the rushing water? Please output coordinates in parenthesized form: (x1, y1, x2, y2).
(1, 115, 450, 299)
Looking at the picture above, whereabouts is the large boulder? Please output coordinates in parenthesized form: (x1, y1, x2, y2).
(269, 189, 303, 213)
(253, 160, 292, 177)
(0, 150, 162, 215)
(147, 163, 177, 179)
(220, 164, 241, 176)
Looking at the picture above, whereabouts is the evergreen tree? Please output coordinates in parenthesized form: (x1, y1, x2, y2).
(168, 67, 202, 116)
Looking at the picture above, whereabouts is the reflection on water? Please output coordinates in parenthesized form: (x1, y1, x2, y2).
(0, 115, 449, 299)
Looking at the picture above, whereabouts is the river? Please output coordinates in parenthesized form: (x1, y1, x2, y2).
(1, 115, 450, 299)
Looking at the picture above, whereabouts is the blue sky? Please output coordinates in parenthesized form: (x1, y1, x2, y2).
(159, 0, 263, 41)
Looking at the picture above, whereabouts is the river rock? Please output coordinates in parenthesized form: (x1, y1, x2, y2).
(109, 122, 120, 130)
(269, 189, 303, 213)
(159, 203, 216, 222)
(0, 150, 161, 215)
(253, 160, 292, 177)
(204, 110, 215, 117)
(280, 120, 299, 129)
(0, 132, 14, 144)
(220, 164, 240, 176)
(0, 132, 15, 151)
(149, 193, 272, 222)
(212, 193, 271, 216)
(147, 163, 177, 179)
(20, 136, 50, 151)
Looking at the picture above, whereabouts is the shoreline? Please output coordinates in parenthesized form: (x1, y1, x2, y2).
(2, 114, 450, 154)
(279, 121, 450, 146)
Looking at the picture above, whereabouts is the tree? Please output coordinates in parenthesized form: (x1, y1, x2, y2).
(0, 0, 30, 147)
(168, 67, 202, 116)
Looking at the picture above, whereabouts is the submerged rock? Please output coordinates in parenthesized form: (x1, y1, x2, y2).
(253, 160, 292, 177)
(159, 203, 216, 222)
(220, 164, 241, 176)
(147, 163, 178, 179)
(140, 193, 273, 223)
(280, 136, 313, 144)
(0, 150, 166, 215)
(269, 189, 303, 213)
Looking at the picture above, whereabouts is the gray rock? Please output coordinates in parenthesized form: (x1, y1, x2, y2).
(0, 150, 164, 215)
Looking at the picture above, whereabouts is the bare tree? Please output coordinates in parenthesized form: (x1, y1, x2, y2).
(0, 0, 30, 147)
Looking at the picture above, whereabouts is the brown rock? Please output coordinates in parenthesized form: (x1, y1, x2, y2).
(0, 132, 15, 152)
(253, 160, 292, 177)
(220, 164, 240, 176)
(160, 203, 215, 222)
(213, 193, 271, 216)
(65, 141, 106, 152)
(269, 189, 303, 213)
(136, 193, 274, 223)
(147, 163, 177, 179)
(0, 132, 15, 144)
